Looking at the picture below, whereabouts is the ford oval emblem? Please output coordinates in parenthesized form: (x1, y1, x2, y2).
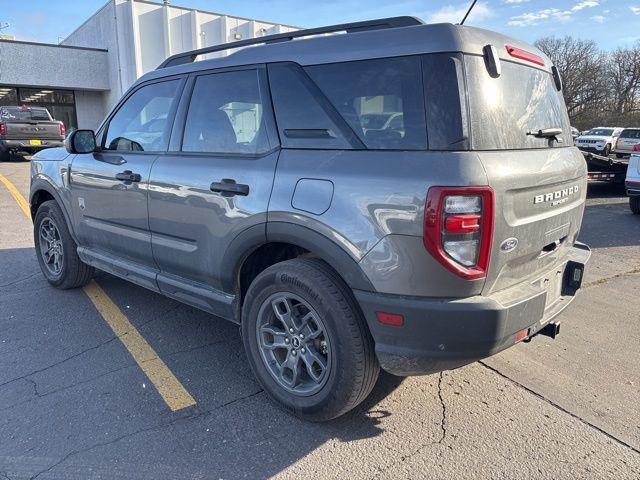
(500, 237, 518, 252)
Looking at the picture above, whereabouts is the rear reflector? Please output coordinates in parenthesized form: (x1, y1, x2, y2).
(375, 311, 404, 327)
(515, 329, 528, 342)
(505, 44, 545, 66)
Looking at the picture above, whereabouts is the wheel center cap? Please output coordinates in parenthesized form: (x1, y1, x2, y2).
(291, 337, 301, 349)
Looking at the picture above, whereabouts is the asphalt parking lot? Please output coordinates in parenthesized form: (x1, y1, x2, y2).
(1, 158, 639, 479)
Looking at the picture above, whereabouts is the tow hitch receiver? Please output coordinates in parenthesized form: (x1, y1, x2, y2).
(539, 322, 561, 339)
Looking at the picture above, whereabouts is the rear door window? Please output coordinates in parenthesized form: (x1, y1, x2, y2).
(0, 106, 52, 122)
(465, 55, 571, 150)
(182, 69, 271, 155)
(305, 57, 427, 150)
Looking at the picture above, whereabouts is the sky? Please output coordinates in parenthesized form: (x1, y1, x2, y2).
(0, 0, 638, 50)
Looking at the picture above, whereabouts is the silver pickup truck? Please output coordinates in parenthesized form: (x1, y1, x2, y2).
(0, 106, 65, 161)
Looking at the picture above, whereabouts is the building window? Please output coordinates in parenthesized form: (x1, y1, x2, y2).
(0, 86, 78, 130)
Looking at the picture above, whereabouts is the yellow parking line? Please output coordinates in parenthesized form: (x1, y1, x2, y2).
(0, 172, 196, 411)
(83, 281, 196, 411)
(0, 174, 31, 219)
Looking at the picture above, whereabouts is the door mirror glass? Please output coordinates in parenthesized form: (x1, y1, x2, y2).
(66, 129, 97, 154)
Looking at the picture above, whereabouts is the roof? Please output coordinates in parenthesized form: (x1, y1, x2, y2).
(138, 20, 552, 84)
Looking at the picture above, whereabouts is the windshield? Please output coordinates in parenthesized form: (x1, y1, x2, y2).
(0, 106, 52, 122)
(619, 129, 640, 139)
(587, 128, 614, 136)
(464, 55, 571, 150)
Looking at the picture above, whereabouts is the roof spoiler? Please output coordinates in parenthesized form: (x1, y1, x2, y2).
(157, 16, 424, 69)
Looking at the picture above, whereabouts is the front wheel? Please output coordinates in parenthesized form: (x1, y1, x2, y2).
(242, 258, 379, 421)
(603, 144, 611, 157)
(34, 200, 94, 289)
(631, 196, 640, 215)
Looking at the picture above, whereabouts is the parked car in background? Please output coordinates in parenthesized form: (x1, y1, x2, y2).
(626, 148, 640, 214)
(571, 127, 580, 141)
(575, 127, 623, 157)
(29, 17, 590, 421)
(0, 106, 65, 161)
(614, 128, 640, 158)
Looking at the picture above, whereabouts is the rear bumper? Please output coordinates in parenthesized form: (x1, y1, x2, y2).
(627, 180, 640, 196)
(354, 242, 591, 376)
(0, 139, 64, 152)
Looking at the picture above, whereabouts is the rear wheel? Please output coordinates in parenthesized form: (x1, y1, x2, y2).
(631, 196, 640, 215)
(242, 258, 379, 421)
(34, 200, 94, 289)
(0, 149, 10, 162)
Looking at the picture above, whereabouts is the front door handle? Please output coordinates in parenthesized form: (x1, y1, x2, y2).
(210, 179, 250, 197)
(115, 170, 141, 182)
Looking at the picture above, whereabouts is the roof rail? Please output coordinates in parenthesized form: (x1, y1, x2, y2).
(157, 16, 424, 69)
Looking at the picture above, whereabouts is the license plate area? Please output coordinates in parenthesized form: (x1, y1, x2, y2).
(29, 139, 42, 146)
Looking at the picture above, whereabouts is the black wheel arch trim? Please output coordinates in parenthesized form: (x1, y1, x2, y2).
(29, 179, 79, 244)
(220, 221, 376, 299)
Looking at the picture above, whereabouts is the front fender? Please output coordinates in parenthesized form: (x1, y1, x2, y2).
(30, 177, 78, 244)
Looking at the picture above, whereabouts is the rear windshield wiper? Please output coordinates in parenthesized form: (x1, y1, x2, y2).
(526, 128, 563, 139)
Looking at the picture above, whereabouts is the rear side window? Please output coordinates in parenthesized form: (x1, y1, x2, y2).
(268, 62, 358, 149)
(422, 54, 468, 150)
(104, 80, 180, 152)
(620, 129, 640, 139)
(305, 57, 427, 150)
(182, 69, 271, 155)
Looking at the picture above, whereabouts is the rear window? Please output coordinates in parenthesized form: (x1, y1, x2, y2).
(0, 106, 52, 122)
(464, 55, 571, 150)
(305, 57, 427, 150)
(620, 129, 640, 139)
(588, 128, 614, 136)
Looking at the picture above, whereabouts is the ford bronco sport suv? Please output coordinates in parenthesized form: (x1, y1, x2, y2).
(30, 17, 590, 421)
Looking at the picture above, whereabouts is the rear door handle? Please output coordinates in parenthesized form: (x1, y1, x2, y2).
(210, 179, 250, 197)
(115, 170, 141, 182)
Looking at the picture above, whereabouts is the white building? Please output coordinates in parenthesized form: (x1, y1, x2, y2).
(0, 0, 298, 130)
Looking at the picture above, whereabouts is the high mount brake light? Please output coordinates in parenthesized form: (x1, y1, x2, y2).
(505, 44, 545, 67)
(423, 187, 494, 280)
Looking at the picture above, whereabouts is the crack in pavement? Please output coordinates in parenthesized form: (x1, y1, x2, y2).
(0, 338, 230, 413)
(583, 267, 640, 289)
(0, 271, 40, 288)
(28, 389, 264, 480)
(437, 372, 447, 444)
(478, 361, 640, 456)
(0, 303, 188, 392)
(371, 375, 450, 479)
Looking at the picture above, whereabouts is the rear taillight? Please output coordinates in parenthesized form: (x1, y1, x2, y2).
(0, 123, 6, 136)
(632, 144, 640, 152)
(423, 186, 494, 280)
(59, 123, 66, 137)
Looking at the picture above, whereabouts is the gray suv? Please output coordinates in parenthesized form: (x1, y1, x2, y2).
(29, 17, 590, 421)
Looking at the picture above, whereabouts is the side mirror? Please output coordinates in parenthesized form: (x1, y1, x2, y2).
(65, 129, 97, 154)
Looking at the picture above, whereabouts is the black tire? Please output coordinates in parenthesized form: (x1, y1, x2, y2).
(0, 148, 10, 162)
(631, 196, 640, 215)
(242, 257, 379, 421)
(34, 200, 94, 289)
(616, 153, 624, 159)
(603, 144, 611, 157)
